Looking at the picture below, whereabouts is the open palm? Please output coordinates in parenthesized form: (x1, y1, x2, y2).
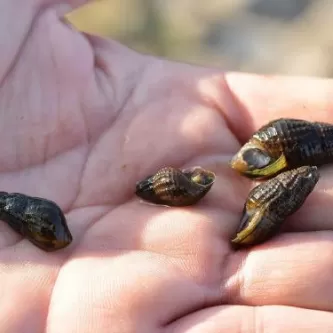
(1, 2, 333, 332)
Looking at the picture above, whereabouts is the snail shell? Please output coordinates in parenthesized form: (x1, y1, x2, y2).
(0, 192, 72, 251)
(135, 166, 216, 206)
(230, 118, 333, 179)
(231, 165, 319, 247)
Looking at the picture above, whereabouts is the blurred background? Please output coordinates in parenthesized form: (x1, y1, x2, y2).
(67, 0, 333, 76)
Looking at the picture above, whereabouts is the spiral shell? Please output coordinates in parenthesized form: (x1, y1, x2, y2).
(231, 165, 319, 247)
(135, 166, 216, 206)
(0, 192, 72, 251)
(230, 118, 333, 179)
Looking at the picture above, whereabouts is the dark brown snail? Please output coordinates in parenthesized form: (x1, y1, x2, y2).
(135, 166, 216, 206)
(0, 192, 72, 251)
(231, 166, 319, 247)
(230, 118, 333, 179)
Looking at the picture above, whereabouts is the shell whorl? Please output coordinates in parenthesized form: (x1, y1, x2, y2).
(135, 166, 215, 206)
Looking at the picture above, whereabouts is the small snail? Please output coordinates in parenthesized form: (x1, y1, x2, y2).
(230, 118, 333, 179)
(0, 192, 72, 251)
(231, 166, 319, 247)
(135, 166, 216, 206)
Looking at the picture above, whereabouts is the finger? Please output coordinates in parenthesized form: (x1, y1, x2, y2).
(168, 305, 333, 333)
(0, 245, 63, 333)
(223, 232, 333, 312)
(222, 73, 333, 142)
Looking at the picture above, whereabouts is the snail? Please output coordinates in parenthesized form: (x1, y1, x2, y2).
(134, 119, 328, 248)
(0, 192, 72, 251)
(230, 118, 333, 179)
(135, 166, 216, 206)
(231, 165, 319, 247)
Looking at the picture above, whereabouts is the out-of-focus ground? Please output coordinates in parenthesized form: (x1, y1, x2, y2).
(67, 0, 333, 77)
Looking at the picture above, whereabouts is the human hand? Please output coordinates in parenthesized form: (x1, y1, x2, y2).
(1, 1, 333, 332)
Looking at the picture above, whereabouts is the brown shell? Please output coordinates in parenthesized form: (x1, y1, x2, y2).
(230, 118, 333, 179)
(135, 166, 216, 206)
(231, 165, 319, 247)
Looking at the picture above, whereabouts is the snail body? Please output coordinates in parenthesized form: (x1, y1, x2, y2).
(230, 118, 333, 179)
(0, 192, 72, 251)
(135, 166, 216, 206)
(231, 166, 319, 247)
